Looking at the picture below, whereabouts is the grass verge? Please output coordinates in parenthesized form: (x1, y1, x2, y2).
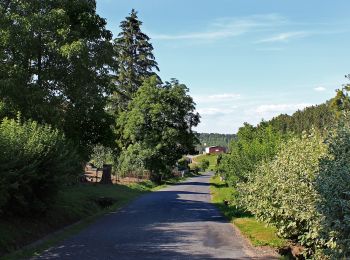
(191, 154, 218, 171)
(210, 175, 286, 248)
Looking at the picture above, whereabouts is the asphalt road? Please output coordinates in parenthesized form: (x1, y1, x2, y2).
(34, 173, 260, 260)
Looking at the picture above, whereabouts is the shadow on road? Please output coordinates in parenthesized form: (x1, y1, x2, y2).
(34, 175, 254, 260)
(174, 181, 211, 187)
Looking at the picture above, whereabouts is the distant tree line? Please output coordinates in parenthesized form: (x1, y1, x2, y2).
(217, 83, 350, 258)
(0, 2, 199, 216)
(195, 133, 236, 153)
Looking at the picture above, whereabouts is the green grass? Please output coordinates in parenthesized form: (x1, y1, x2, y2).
(0, 181, 158, 259)
(234, 218, 286, 247)
(192, 154, 218, 170)
(210, 175, 286, 248)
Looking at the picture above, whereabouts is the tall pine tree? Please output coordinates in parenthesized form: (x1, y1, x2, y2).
(111, 9, 160, 112)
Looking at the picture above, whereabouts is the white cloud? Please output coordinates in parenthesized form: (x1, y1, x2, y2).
(314, 86, 326, 92)
(207, 93, 241, 101)
(255, 103, 311, 114)
(197, 106, 237, 116)
(194, 93, 241, 103)
(257, 31, 308, 43)
(151, 14, 285, 41)
(256, 29, 350, 44)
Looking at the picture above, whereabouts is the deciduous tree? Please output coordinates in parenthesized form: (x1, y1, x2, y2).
(117, 76, 199, 182)
(0, 0, 114, 157)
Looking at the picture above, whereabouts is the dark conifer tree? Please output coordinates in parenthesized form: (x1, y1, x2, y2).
(111, 9, 160, 112)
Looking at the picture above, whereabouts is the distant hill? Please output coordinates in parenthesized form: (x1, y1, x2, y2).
(195, 133, 236, 153)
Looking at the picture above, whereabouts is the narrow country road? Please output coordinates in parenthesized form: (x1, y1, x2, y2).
(34, 173, 265, 259)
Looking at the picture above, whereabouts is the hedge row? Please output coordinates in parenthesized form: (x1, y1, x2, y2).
(238, 123, 350, 258)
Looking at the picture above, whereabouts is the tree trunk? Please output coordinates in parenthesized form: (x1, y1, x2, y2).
(150, 171, 162, 184)
(100, 164, 113, 184)
(37, 32, 42, 86)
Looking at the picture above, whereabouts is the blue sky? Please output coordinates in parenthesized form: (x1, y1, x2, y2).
(96, 0, 350, 134)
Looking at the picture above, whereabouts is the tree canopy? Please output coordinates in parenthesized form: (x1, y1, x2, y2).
(117, 77, 200, 182)
(0, 0, 114, 157)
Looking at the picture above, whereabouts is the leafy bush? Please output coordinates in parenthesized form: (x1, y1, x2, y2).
(190, 164, 200, 174)
(237, 120, 350, 258)
(200, 159, 210, 171)
(315, 119, 350, 258)
(0, 117, 81, 215)
(117, 143, 150, 179)
(0, 101, 14, 120)
(177, 157, 189, 171)
(90, 144, 115, 169)
(238, 131, 329, 255)
(217, 124, 283, 186)
(217, 103, 335, 188)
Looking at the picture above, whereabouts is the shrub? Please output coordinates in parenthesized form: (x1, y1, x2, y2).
(0, 117, 81, 216)
(90, 144, 115, 169)
(238, 131, 329, 255)
(217, 124, 283, 186)
(190, 164, 200, 174)
(0, 101, 14, 120)
(200, 159, 210, 171)
(315, 119, 350, 258)
(177, 157, 189, 171)
(117, 143, 149, 179)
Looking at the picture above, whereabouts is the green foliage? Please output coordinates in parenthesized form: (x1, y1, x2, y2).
(177, 157, 189, 171)
(0, 0, 115, 157)
(90, 144, 115, 169)
(210, 175, 244, 218)
(0, 117, 81, 216)
(193, 154, 218, 167)
(218, 86, 350, 258)
(218, 124, 284, 186)
(110, 9, 160, 112)
(210, 175, 285, 247)
(200, 159, 210, 171)
(270, 103, 335, 135)
(116, 76, 200, 182)
(218, 102, 336, 188)
(329, 75, 350, 118)
(190, 164, 200, 174)
(238, 131, 328, 253)
(315, 117, 350, 258)
(0, 100, 15, 120)
(238, 120, 350, 258)
(117, 143, 149, 178)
